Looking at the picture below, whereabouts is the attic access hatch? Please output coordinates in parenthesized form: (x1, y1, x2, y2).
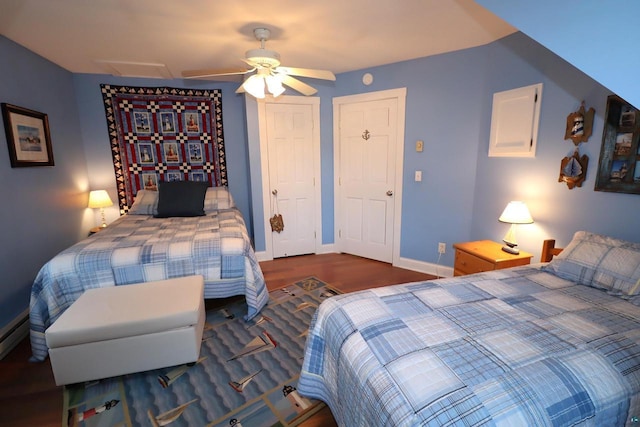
(488, 83, 543, 157)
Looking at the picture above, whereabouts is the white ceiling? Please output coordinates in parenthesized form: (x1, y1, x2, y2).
(0, 0, 515, 80)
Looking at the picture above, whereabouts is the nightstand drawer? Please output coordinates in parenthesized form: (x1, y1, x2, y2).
(453, 251, 495, 274)
(453, 240, 533, 276)
(454, 250, 494, 275)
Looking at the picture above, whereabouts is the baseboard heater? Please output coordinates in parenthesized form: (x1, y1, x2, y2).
(0, 309, 29, 360)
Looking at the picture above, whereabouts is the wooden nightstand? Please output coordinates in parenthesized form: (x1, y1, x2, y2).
(453, 240, 533, 276)
(89, 226, 104, 236)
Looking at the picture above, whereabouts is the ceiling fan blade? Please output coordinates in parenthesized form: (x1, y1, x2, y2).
(276, 66, 336, 81)
(181, 68, 252, 79)
(280, 74, 318, 96)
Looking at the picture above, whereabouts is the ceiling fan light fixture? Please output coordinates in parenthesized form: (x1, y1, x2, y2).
(243, 74, 266, 98)
(266, 74, 285, 97)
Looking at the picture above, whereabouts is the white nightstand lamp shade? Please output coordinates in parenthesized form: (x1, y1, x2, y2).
(498, 201, 533, 255)
(88, 190, 113, 228)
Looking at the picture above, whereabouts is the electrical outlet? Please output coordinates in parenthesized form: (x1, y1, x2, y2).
(438, 242, 446, 254)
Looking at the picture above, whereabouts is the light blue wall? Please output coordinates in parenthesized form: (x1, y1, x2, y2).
(475, 0, 640, 110)
(331, 48, 490, 265)
(472, 32, 640, 256)
(370, 30, 639, 259)
(249, 31, 640, 264)
(71, 74, 254, 235)
(0, 36, 88, 329)
(351, 31, 639, 260)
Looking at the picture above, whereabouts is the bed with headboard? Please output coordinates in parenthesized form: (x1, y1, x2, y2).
(29, 183, 268, 362)
(299, 231, 640, 426)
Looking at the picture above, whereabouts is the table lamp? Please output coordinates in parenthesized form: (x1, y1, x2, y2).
(88, 190, 113, 228)
(498, 201, 533, 254)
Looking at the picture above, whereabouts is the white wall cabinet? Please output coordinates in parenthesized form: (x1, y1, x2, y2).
(488, 83, 542, 157)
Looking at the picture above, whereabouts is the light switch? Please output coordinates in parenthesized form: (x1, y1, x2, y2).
(415, 170, 422, 181)
(416, 140, 424, 152)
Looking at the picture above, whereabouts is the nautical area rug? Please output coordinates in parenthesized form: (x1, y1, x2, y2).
(62, 277, 340, 427)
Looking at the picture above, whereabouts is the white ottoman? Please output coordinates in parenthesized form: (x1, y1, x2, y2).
(45, 275, 205, 386)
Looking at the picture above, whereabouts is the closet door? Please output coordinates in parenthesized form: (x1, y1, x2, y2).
(334, 89, 406, 264)
(262, 99, 320, 258)
(488, 83, 543, 157)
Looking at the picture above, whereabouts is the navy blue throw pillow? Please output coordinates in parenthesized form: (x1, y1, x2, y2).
(154, 181, 208, 218)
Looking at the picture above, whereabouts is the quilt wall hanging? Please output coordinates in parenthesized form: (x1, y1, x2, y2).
(100, 84, 227, 213)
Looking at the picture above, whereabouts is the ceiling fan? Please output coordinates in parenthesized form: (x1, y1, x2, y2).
(181, 28, 336, 98)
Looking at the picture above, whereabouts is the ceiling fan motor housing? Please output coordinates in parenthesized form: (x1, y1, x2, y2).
(245, 48, 281, 68)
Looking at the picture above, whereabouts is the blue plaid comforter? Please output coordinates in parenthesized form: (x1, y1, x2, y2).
(30, 208, 268, 362)
(299, 266, 640, 426)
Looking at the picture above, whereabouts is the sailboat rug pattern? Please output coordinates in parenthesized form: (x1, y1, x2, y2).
(63, 277, 340, 427)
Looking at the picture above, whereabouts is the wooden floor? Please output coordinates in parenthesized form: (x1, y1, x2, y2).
(0, 253, 435, 427)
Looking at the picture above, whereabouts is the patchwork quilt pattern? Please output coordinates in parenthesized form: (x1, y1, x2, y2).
(30, 209, 267, 362)
(100, 84, 227, 213)
(299, 267, 640, 426)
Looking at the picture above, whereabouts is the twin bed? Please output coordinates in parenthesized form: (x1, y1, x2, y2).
(29, 186, 268, 362)
(299, 231, 640, 426)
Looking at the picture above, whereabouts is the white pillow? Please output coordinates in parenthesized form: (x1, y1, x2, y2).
(203, 186, 236, 212)
(544, 231, 640, 296)
(128, 190, 158, 215)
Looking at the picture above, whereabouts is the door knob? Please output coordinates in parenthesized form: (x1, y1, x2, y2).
(272, 189, 278, 195)
(386, 190, 393, 196)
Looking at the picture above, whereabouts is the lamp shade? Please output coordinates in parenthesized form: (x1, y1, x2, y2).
(498, 201, 533, 224)
(88, 190, 113, 209)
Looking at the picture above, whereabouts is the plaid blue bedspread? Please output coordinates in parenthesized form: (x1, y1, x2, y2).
(30, 208, 268, 362)
(299, 266, 640, 426)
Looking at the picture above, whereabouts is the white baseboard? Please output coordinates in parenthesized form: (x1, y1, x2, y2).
(395, 256, 453, 278)
(255, 243, 338, 262)
(317, 243, 337, 254)
(256, 247, 452, 278)
(255, 250, 270, 262)
(0, 308, 29, 360)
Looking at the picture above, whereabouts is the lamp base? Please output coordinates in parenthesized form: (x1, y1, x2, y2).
(501, 223, 520, 254)
(100, 208, 107, 228)
(501, 244, 520, 255)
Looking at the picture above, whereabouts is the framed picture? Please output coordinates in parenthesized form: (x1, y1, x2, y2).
(142, 173, 158, 191)
(165, 171, 182, 182)
(595, 95, 640, 194)
(188, 142, 203, 163)
(138, 143, 155, 164)
(2, 103, 54, 167)
(159, 112, 176, 134)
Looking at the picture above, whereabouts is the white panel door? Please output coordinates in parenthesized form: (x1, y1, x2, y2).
(265, 102, 316, 258)
(338, 97, 398, 263)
